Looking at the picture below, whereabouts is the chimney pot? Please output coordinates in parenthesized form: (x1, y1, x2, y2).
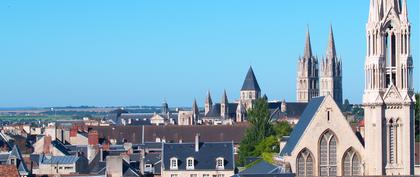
(195, 133, 200, 152)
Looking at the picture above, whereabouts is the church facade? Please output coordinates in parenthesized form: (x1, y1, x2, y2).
(280, 0, 415, 176)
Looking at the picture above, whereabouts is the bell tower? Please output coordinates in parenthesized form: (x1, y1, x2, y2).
(363, 0, 415, 175)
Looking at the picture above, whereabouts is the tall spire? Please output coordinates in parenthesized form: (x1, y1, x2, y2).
(304, 28, 313, 59)
(326, 25, 337, 60)
(205, 91, 212, 105)
(221, 90, 228, 104)
(192, 98, 199, 114)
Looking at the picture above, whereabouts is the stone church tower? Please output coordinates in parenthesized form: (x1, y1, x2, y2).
(320, 26, 343, 106)
(296, 30, 319, 103)
(240, 66, 261, 110)
(363, 0, 415, 175)
(204, 91, 213, 116)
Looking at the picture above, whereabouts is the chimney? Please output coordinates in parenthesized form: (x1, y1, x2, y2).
(70, 126, 78, 137)
(139, 149, 145, 175)
(195, 133, 200, 152)
(88, 130, 99, 146)
(99, 147, 104, 162)
(43, 135, 52, 154)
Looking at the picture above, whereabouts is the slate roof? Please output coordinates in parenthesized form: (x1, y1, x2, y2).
(280, 96, 325, 156)
(39, 154, 80, 164)
(10, 145, 29, 175)
(140, 142, 163, 150)
(0, 154, 9, 163)
(52, 140, 71, 155)
(241, 67, 261, 91)
(240, 160, 283, 174)
(162, 142, 234, 170)
(122, 160, 140, 177)
(268, 102, 307, 119)
(205, 103, 238, 118)
(231, 174, 295, 177)
(144, 153, 161, 165)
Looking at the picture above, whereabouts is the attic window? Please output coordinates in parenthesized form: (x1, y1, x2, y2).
(186, 157, 194, 170)
(170, 157, 178, 170)
(216, 157, 224, 170)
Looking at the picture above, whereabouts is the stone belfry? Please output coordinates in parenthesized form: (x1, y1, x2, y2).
(296, 29, 319, 102)
(320, 26, 343, 106)
(240, 66, 261, 110)
(363, 0, 414, 175)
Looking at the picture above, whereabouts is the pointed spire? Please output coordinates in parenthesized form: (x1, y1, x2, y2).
(192, 98, 199, 114)
(401, 0, 408, 19)
(241, 66, 261, 91)
(221, 90, 228, 104)
(304, 27, 313, 59)
(326, 25, 337, 60)
(205, 90, 213, 105)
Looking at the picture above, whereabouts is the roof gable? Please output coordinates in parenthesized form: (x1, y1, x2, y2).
(280, 96, 325, 155)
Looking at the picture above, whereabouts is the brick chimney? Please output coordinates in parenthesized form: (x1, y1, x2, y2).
(88, 130, 99, 146)
(70, 126, 78, 137)
(43, 135, 52, 154)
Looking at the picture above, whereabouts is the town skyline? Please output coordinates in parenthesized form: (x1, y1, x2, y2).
(0, 0, 419, 107)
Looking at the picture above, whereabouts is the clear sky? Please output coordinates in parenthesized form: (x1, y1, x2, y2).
(0, 0, 418, 107)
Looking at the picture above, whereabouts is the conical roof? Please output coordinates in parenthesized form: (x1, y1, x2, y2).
(241, 66, 261, 91)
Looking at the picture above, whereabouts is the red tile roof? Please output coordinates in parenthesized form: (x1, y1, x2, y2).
(90, 124, 249, 144)
(0, 165, 18, 177)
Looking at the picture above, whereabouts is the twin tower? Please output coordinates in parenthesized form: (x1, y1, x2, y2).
(296, 27, 343, 105)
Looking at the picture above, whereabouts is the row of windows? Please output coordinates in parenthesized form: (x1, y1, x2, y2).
(170, 157, 224, 170)
(297, 130, 361, 176)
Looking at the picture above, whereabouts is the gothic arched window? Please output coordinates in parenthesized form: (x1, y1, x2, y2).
(319, 130, 337, 176)
(297, 148, 314, 176)
(343, 148, 361, 176)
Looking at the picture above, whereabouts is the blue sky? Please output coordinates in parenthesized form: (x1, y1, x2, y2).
(0, 0, 418, 107)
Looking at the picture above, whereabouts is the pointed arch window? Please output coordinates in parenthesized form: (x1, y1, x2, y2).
(319, 130, 337, 176)
(297, 148, 314, 176)
(343, 148, 361, 176)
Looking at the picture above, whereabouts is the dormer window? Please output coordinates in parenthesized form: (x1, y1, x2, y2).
(186, 157, 194, 170)
(216, 157, 224, 170)
(170, 157, 178, 170)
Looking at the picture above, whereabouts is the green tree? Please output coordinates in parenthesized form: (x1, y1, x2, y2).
(253, 136, 279, 156)
(273, 121, 292, 138)
(238, 98, 274, 165)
